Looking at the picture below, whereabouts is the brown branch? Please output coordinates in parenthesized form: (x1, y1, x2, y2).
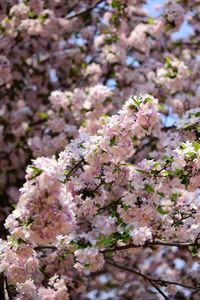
(101, 239, 199, 253)
(130, 137, 158, 164)
(0, 272, 5, 300)
(106, 259, 170, 300)
(66, 1, 80, 16)
(34, 245, 57, 251)
(34, 237, 199, 254)
(64, 158, 85, 181)
(34, 239, 199, 258)
(154, 279, 200, 291)
(106, 259, 200, 299)
(4, 276, 13, 300)
(66, 0, 105, 20)
(149, 280, 170, 300)
(98, 197, 123, 212)
(92, 180, 104, 194)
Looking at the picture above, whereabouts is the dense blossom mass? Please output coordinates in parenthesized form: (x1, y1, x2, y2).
(0, 0, 200, 299)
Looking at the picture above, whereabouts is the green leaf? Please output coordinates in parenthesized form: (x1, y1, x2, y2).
(112, 0, 121, 9)
(112, 231, 130, 242)
(69, 240, 78, 247)
(157, 206, 168, 215)
(185, 151, 196, 159)
(157, 103, 166, 111)
(18, 238, 26, 244)
(164, 57, 178, 78)
(165, 69, 178, 79)
(30, 166, 43, 179)
(144, 97, 153, 104)
(121, 231, 131, 242)
(131, 96, 141, 108)
(60, 251, 71, 260)
(192, 141, 200, 151)
(77, 240, 91, 249)
(110, 136, 116, 146)
(164, 56, 172, 69)
(105, 96, 112, 103)
(129, 104, 138, 111)
(38, 112, 48, 120)
(144, 184, 154, 193)
(150, 170, 159, 175)
(153, 162, 160, 169)
(173, 40, 182, 48)
(147, 18, 154, 25)
(171, 192, 181, 203)
(69, 67, 77, 77)
(175, 170, 190, 187)
(23, 216, 33, 228)
(191, 246, 200, 257)
(157, 192, 164, 197)
(112, 232, 121, 239)
(116, 217, 124, 226)
(11, 237, 27, 248)
(135, 169, 149, 175)
(84, 263, 90, 267)
(195, 111, 200, 117)
(105, 34, 118, 44)
(162, 155, 173, 163)
(180, 143, 187, 149)
(38, 13, 49, 22)
(28, 11, 37, 19)
(121, 204, 130, 211)
(111, 210, 117, 218)
(99, 236, 113, 246)
(3, 17, 12, 23)
(162, 170, 173, 177)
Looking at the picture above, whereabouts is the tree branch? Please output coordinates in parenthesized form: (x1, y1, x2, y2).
(66, 0, 105, 20)
(34, 245, 57, 251)
(64, 158, 85, 181)
(101, 239, 199, 253)
(106, 259, 170, 300)
(34, 239, 199, 254)
(0, 272, 5, 300)
(106, 259, 200, 299)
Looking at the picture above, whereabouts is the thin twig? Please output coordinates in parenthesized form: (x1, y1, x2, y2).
(0, 272, 5, 300)
(64, 158, 85, 181)
(4, 276, 12, 300)
(106, 259, 200, 298)
(106, 259, 170, 300)
(34, 245, 57, 251)
(101, 239, 199, 253)
(154, 279, 200, 291)
(148, 280, 170, 300)
(92, 180, 104, 194)
(66, 0, 105, 20)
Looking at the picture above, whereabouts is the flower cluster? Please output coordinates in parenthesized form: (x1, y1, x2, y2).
(0, 0, 200, 299)
(1, 92, 200, 299)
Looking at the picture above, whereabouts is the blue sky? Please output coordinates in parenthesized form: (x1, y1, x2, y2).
(144, 0, 194, 40)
